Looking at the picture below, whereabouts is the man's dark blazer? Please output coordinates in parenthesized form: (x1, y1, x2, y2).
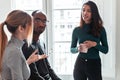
(22, 40, 61, 80)
(22, 41, 44, 80)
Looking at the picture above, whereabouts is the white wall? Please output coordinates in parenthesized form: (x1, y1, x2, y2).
(102, 0, 116, 79)
(116, 0, 120, 80)
(0, 0, 11, 22)
(91, 0, 116, 79)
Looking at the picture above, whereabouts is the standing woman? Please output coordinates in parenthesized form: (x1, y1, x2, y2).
(0, 10, 47, 80)
(70, 1, 108, 80)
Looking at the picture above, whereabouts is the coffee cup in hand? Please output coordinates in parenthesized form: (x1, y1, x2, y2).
(79, 43, 88, 53)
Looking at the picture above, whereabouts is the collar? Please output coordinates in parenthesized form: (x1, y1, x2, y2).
(10, 36, 24, 48)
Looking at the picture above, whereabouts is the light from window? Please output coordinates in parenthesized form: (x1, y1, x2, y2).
(53, 0, 82, 75)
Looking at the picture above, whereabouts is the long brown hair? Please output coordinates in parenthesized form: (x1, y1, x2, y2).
(80, 1, 103, 37)
(0, 10, 33, 72)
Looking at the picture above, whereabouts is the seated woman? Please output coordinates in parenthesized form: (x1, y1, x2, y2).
(0, 10, 47, 80)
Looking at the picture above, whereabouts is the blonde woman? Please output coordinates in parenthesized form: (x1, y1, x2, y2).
(0, 10, 47, 80)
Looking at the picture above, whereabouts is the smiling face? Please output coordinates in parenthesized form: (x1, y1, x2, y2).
(33, 12, 47, 35)
(82, 4, 92, 24)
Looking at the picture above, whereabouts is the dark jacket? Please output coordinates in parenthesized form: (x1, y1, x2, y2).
(22, 40, 61, 80)
(22, 41, 44, 80)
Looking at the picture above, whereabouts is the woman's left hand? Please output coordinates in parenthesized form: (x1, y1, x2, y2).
(83, 40, 97, 49)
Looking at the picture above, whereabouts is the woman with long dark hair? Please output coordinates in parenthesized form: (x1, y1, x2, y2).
(71, 1, 109, 80)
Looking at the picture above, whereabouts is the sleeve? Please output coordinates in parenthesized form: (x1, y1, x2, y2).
(70, 28, 79, 53)
(22, 44, 45, 80)
(94, 27, 109, 54)
(7, 49, 24, 80)
(29, 63, 45, 80)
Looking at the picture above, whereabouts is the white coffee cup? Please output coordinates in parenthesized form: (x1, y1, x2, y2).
(79, 43, 88, 53)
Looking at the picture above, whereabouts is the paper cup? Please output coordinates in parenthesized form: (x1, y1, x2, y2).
(80, 44, 88, 53)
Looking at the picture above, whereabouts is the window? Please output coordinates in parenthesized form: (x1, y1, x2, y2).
(11, 0, 43, 14)
(52, 0, 82, 75)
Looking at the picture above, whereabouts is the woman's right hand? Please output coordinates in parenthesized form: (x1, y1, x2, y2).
(26, 49, 48, 65)
(78, 43, 88, 53)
